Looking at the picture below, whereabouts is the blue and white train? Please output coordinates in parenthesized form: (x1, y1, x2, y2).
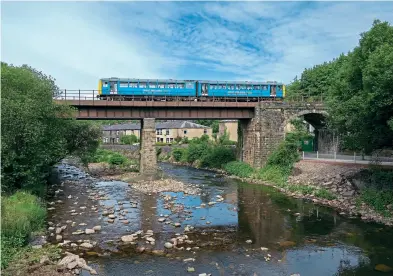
(98, 78, 286, 102)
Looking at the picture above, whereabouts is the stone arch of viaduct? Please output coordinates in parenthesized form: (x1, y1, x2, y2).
(239, 104, 328, 168)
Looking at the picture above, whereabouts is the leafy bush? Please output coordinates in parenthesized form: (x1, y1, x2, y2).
(266, 140, 300, 173)
(120, 134, 139, 145)
(172, 148, 185, 162)
(224, 161, 255, 178)
(201, 146, 236, 168)
(187, 141, 211, 164)
(87, 148, 130, 166)
(1, 191, 46, 268)
(108, 154, 127, 165)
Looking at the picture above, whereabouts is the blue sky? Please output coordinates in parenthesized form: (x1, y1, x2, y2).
(2, 1, 393, 90)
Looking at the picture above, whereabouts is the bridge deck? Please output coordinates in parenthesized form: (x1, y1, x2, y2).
(54, 90, 325, 119)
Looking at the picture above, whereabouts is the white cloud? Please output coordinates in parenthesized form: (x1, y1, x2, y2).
(2, 2, 393, 90)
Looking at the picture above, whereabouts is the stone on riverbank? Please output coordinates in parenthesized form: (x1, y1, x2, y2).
(129, 178, 201, 195)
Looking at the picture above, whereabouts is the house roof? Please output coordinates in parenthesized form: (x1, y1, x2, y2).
(102, 121, 211, 131)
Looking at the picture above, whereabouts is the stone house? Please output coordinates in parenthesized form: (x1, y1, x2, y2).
(102, 121, 212, 144)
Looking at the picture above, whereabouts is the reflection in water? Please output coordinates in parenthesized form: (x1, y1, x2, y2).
(52, 162, 393, 276)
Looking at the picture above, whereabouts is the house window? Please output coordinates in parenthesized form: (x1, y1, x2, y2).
(170, 138, 174, 142)
(157, 138, 160, 142)
(184, 130, 187, 135)
(166, 138, 170, 143)
(204, 129, 207, 134)
(116, 131, 119, 136)
(166, 129, 170, 135)
(116, 138, 119, 143)
(157, 129, 162, 135)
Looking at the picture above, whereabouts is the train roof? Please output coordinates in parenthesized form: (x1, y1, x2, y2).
(100, 78, 284, 85)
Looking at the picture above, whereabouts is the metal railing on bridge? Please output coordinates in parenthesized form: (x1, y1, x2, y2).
(53, 89, 325, 105)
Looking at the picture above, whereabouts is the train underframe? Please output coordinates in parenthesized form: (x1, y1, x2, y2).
(97, 95, 283, 102)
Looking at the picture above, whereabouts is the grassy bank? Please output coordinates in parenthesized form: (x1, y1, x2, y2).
(1, 191, 47, 269)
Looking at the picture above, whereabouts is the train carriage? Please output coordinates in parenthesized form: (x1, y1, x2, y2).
(197, 80, 285, 101)
(98, 78, 285, 102)
(98, 78, 197, 100)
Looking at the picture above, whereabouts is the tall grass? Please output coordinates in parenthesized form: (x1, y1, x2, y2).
(1, 191, 46, 268)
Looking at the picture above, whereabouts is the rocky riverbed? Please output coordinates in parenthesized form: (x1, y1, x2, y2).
(13, 160, 393, 276)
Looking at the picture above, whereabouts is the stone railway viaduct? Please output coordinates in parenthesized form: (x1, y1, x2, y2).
(55, 98, 327, 174)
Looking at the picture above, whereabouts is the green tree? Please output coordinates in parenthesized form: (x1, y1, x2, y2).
(286, 20, 393, 154)
(1, 62, 100, 193)
(327, 20, 393, 153)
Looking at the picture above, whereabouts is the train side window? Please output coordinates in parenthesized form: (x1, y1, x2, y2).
(185, 82, 194, 89)
(119, 82, 128, 88)
(168, 83, 175, 88)
(210, 84, 216, 90)
(103, 82, 108, 87)
(235, 85, 240, 90)
(278, 85, 282, 90)
(130, 82, 138, 88)
(240, 85, 246, 89)
(177, 83, 185, 89)
(158, 83, 165, 88)
(229, 85, 234, 90)
(139, 82, 147, 88)
(246, 85, 252, 90)
(254, 85, 260, 90)
(149, 83, 157, 88)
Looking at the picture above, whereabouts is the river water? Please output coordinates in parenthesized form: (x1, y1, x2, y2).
(49, 162, 393, 276)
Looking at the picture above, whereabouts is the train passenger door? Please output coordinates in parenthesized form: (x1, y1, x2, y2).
(270, 85, 276, 97)
(202, 83, 208, 96)
(109, 81, 118, 95)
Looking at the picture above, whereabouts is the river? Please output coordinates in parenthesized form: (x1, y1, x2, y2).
(48, 161, 393, 276)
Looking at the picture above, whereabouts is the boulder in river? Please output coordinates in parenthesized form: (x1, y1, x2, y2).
(93, 225, 101, 231)
(85, 229, 95, 234)
(121, 235, 137, 243)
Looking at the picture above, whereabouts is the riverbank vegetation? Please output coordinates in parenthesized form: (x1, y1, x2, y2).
(86, 148, 139, 172)
(168, 132, 236, 168)
(1, 62, 101, 268)
(1, 191, 47, 268)
(286, 19, 393, 215)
